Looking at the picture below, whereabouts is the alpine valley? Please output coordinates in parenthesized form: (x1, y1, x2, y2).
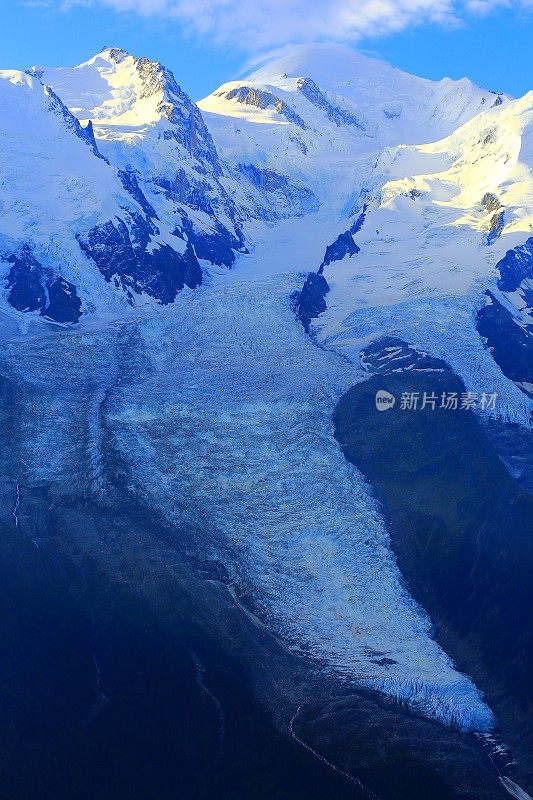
(0, 43, 532, 800)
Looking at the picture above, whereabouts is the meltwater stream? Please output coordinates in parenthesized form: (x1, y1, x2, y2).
(1, 273, 494, 732)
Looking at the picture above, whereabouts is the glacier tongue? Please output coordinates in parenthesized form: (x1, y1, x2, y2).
(2, 270, 494, 731)
(98, 274, 493, 732)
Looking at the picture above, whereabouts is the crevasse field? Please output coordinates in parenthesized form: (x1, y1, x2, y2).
(4, 269, 495, 732)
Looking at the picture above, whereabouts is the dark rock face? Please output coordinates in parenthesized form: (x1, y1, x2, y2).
(181, 219, 241, 268)
(495, 235, 533, 294)
(333, 338, 533, 792)
(44, 276, 83, 324)
(360, 336, 447, 374)
(486, 211, 505, 245)
(237, 163, 319, 219)
(152, 167, 243, 268)
(383, 105, 402, 119)
(77, 218, 202, 303)
(321, 230, 360, 268)
(293, 272, 330, 333)
(118, 169, 158, 220)
(155, 170, 212, 213)
(481, 193, 501, 215)
(154, 171, 244, 260)
(477, 236, 533, 395)
(6, 249, 45, 313)
(350, 208, 367, 236)
(480, 193, 504, 246)
(296, 76, 365, 129)
(224, 86, 307, 129)
(320, 208, 366, 268)
(477, 294, 532, 393)
(5, 246, 82, 323)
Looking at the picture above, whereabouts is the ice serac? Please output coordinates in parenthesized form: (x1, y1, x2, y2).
(35, 48, 245, 269)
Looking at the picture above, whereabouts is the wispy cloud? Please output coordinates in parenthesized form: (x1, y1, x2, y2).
(19, 0, 53, 7)
(54, 0, 533, 50)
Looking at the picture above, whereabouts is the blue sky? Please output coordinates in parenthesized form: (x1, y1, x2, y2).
(2, 1, 532, 100)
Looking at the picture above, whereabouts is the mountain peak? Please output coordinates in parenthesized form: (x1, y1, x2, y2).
(32, 49, 181, 131)
(243, 43, 412, 90)
(98, 46, 130, 61)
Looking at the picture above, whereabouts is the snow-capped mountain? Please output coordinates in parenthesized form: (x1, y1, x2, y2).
(1, 42, 532, 797)
(0, 67, 209, 327)
(33, 48, 246, 269)
(199, 43, 505, 212)
(200, 44, 532, 410)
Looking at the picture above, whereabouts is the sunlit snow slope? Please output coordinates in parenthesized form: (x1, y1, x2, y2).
(0, 69, 194, 326)
(200, 44, 533, 419)
(35, 49, 245, 267)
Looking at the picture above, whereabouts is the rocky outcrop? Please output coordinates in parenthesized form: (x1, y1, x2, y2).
(334, 339, 533, 792)
(153, 169, 241, 237)
(118, 169, 158, 220)
(477, 236, 533, 395)
(5, 246, 81, 323)
(486, 210, 505, 245)
(360, 336, 447, 374)
(224, 85, 307, 129)
(495, 235, 533, 294)
(77, 218, 202, 304)
(293, 272, 330, 333)
(180, 218, 242, 268)
(477, 294, 532, 395)
(320, 208, 366, 268)
(237, 163, 319, 219)
(481, 192, 501, 214)
(296, 76, 365, 129)
(321, 231, 360, 268)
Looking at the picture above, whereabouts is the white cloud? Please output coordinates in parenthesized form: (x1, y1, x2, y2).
(62, 0, 533, 50)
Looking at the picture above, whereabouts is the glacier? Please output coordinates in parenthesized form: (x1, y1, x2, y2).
(1, 271, 495, 732)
